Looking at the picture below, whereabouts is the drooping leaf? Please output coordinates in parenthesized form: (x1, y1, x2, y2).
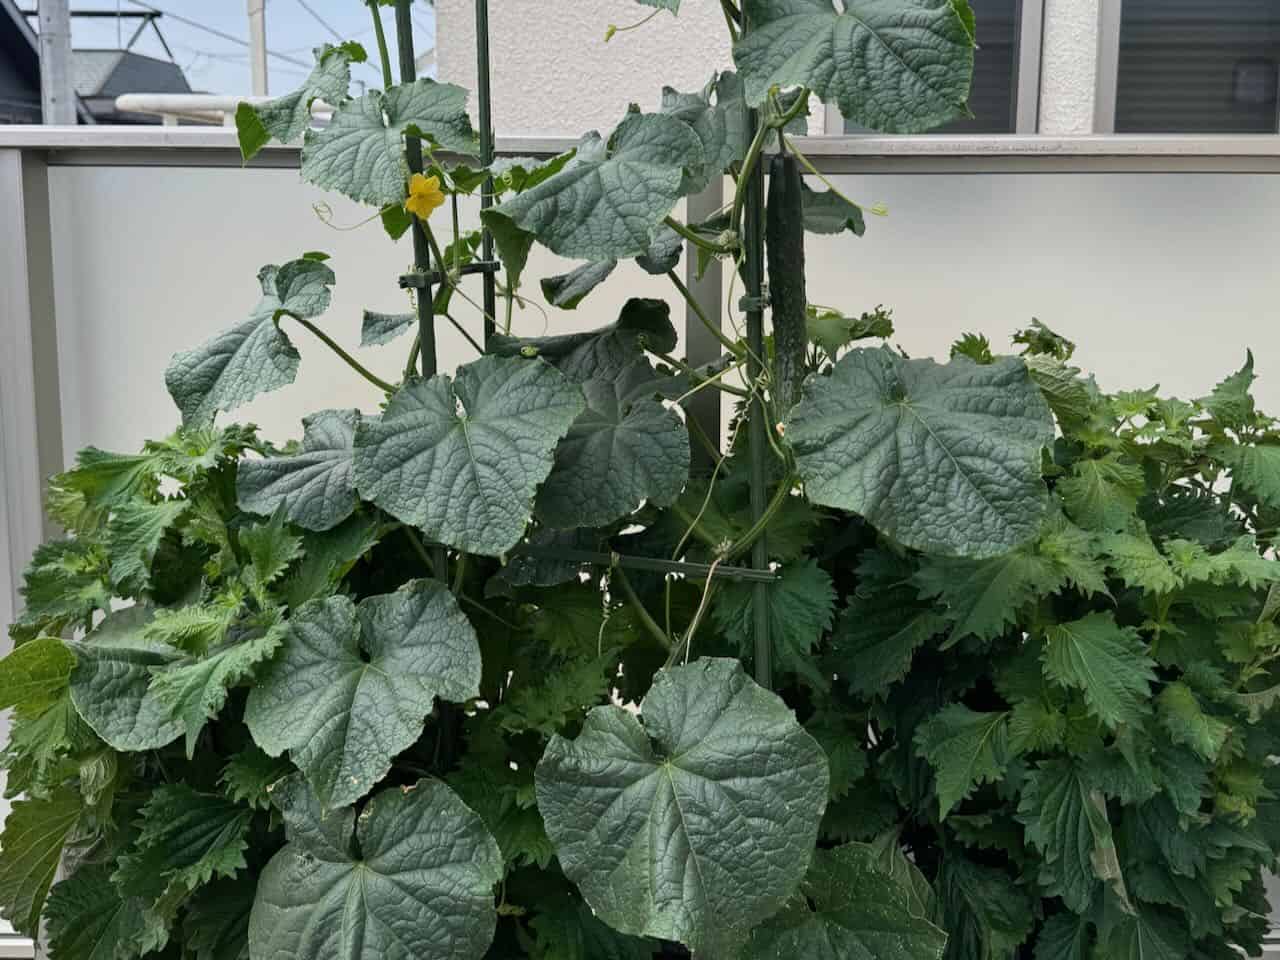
(537, 360, 689, 529)
(786, 348, 1053, 558)
(149, 624, 284, 756)
(711, 558, 837, 689)
(353, 356, 584, 556)
(360, 309, 415, 346)
(482, 113, 703, 261)
(1041, 612, 1156, 729)
(801, 181, 865, 236)
(301, 78, 478, 206)
(67, 606, 183, 752)
(658, 76, 744, 195)
(166, 260, 335, 425)
(733, 0, 975, 134)
(1017, 758, 1123, 913)
(915, 705, 1011, 818)
(0, 785, 80, 936)
(741, 842, 948, 960)
(535, 658, 829, 957)
(540, 260, 618, 309)
(490, 297, 677, 383)
(1025, 355, 1095, 426)
(9, 539, 110, 642)
(245, 580, 481, 808)
(236, 44, 358, 160)
(237, 409, 360, 532)
(45, 864, 148, 960)
(248, 775, 503, 960)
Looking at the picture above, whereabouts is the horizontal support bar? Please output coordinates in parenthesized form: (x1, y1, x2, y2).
(513, 545, 780, 583)
(10, 127, 1280, 174)
(399, 261, 499, 289)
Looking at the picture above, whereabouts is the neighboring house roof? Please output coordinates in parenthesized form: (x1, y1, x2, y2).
(71, 49, 192, 123)
(0, 0, 42, 122)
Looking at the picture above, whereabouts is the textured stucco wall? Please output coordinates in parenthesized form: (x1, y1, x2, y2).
(1039, 0, 1101, 134)
(437, 0, 732, 137)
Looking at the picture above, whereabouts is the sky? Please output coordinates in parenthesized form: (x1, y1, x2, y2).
(25, 1, 436, 96)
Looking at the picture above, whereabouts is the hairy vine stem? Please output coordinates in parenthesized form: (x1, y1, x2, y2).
(667, 269, 743, 358)
(275, 313, 395, 393)
(613, 567, 672, 651)
(368, 2, 394, 89)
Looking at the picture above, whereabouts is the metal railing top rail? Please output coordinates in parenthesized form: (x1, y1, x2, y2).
(6, 125, 1280, 173)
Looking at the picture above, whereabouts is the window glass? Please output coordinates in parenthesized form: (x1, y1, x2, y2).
(1117, 0, 1280, 133)
(843, 0, 1020, 134)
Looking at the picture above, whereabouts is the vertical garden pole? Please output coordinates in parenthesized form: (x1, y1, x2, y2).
(475, 0, 497, 345)
(395, 0, 438, 382)
(740, 15, 773, 691)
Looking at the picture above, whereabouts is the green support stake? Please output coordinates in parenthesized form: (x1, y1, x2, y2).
(475, 0, 497, 344)
(740, 15, 772, 692)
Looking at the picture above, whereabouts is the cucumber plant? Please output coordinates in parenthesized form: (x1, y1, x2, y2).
(4, 2, 1280, 959)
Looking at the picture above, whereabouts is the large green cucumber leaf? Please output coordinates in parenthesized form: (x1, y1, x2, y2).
(537, 360, 689, 529)
(785, 347, 1053, 558)
(741, 842, 948, 960)
(249, 775, 502, 960)
(733, 0, 976, 134)
(67, 606, 183, 752)
(244, 580, 481, 808)
(237, 409, 360, 532)
(166, 259, 334, 425)
(659, 75, 746, 195)
(482, 112, 703, 262)
(301, 78, 478, 206)
(490, 298, 677, 383)
(353, 356, 584, 556)
(535, 657, 829, 957)
(235, 43, 360, 161)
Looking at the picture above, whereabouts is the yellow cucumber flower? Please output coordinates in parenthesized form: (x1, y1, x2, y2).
(405, 173, 446, 221)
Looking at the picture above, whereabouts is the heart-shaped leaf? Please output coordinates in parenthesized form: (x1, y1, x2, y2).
(244, 579, 481, 808)
(535, 657, 829, 957)
(785, 347, 1053, 557)
(537, 360, 690, 529)
(734, 0, 975, 134)
(236, 44, 359, 160)
(165, 259, 334, 425)
(301, 78, 479, 206)
(353, 356, 584, 556)
(249, 775, 502, 960)
(482, 112, 703, 262)
(237, 409, 360, 532)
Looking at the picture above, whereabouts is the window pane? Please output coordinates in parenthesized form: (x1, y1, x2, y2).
(843, 0, 1019, 134)
(1117, 0, 1280, 133)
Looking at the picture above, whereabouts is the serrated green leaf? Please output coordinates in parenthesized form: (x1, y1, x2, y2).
(238, 507, 304, 599)
(1057, 455, 1145, 532)
(220, 744, 293, 810)
(9, 539, 110, 642)
(951, 333, 994, 365)
(1034, 913, 1092, 960)
(45, 864, 148, 960)
(280, 510, 382, 608)
(528, 893, 658, 960)
(1025, 355, 1095, 426)
(915, 704, 1011, 818)
(114, 784, 252, 937)
(183, 876, 254, 960)
(741, 842, 948, 960)
(1200, 351, 1256, 430)
(711, 557, 837, 688)
(0, 636, 75, 717)
(496, 653, 614, 736)
(353, 356, 584, 556)
(786, 348, 1053, 558)
(1017, 758, 1123, 913)
(913, 545, 1061, 645)
(143, 597, 241, 654)
(237, 409, 360, 532)
(1041, 612, 1155, 729)
(245, 580, 481, 808)
(166, 260, 334, 424)
(1100, 905, 1188, 960)
(806, 305, 894, 359)
(301, 78, 478, 205)
(482, 113, 703, 261)
(249, 775, 502, 960)
(68, 606, 183, 752)
(237, 44, 357, 160)
(937, 855, 1035, 960)
(1097, 532, 1180, 595)
(540, 260, 617, 310)
(106, 499, 188, 593)
(0, 785, 80, 935)
(1212, 442, 1280, 510)
(537, 360, 689, 529)
(1155, 682, 1229, 762)
(149, 624, 284, 757)
(535, 658, 829, 957)
(806, 709, 869, 799)
(734, 0, 975, 133)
